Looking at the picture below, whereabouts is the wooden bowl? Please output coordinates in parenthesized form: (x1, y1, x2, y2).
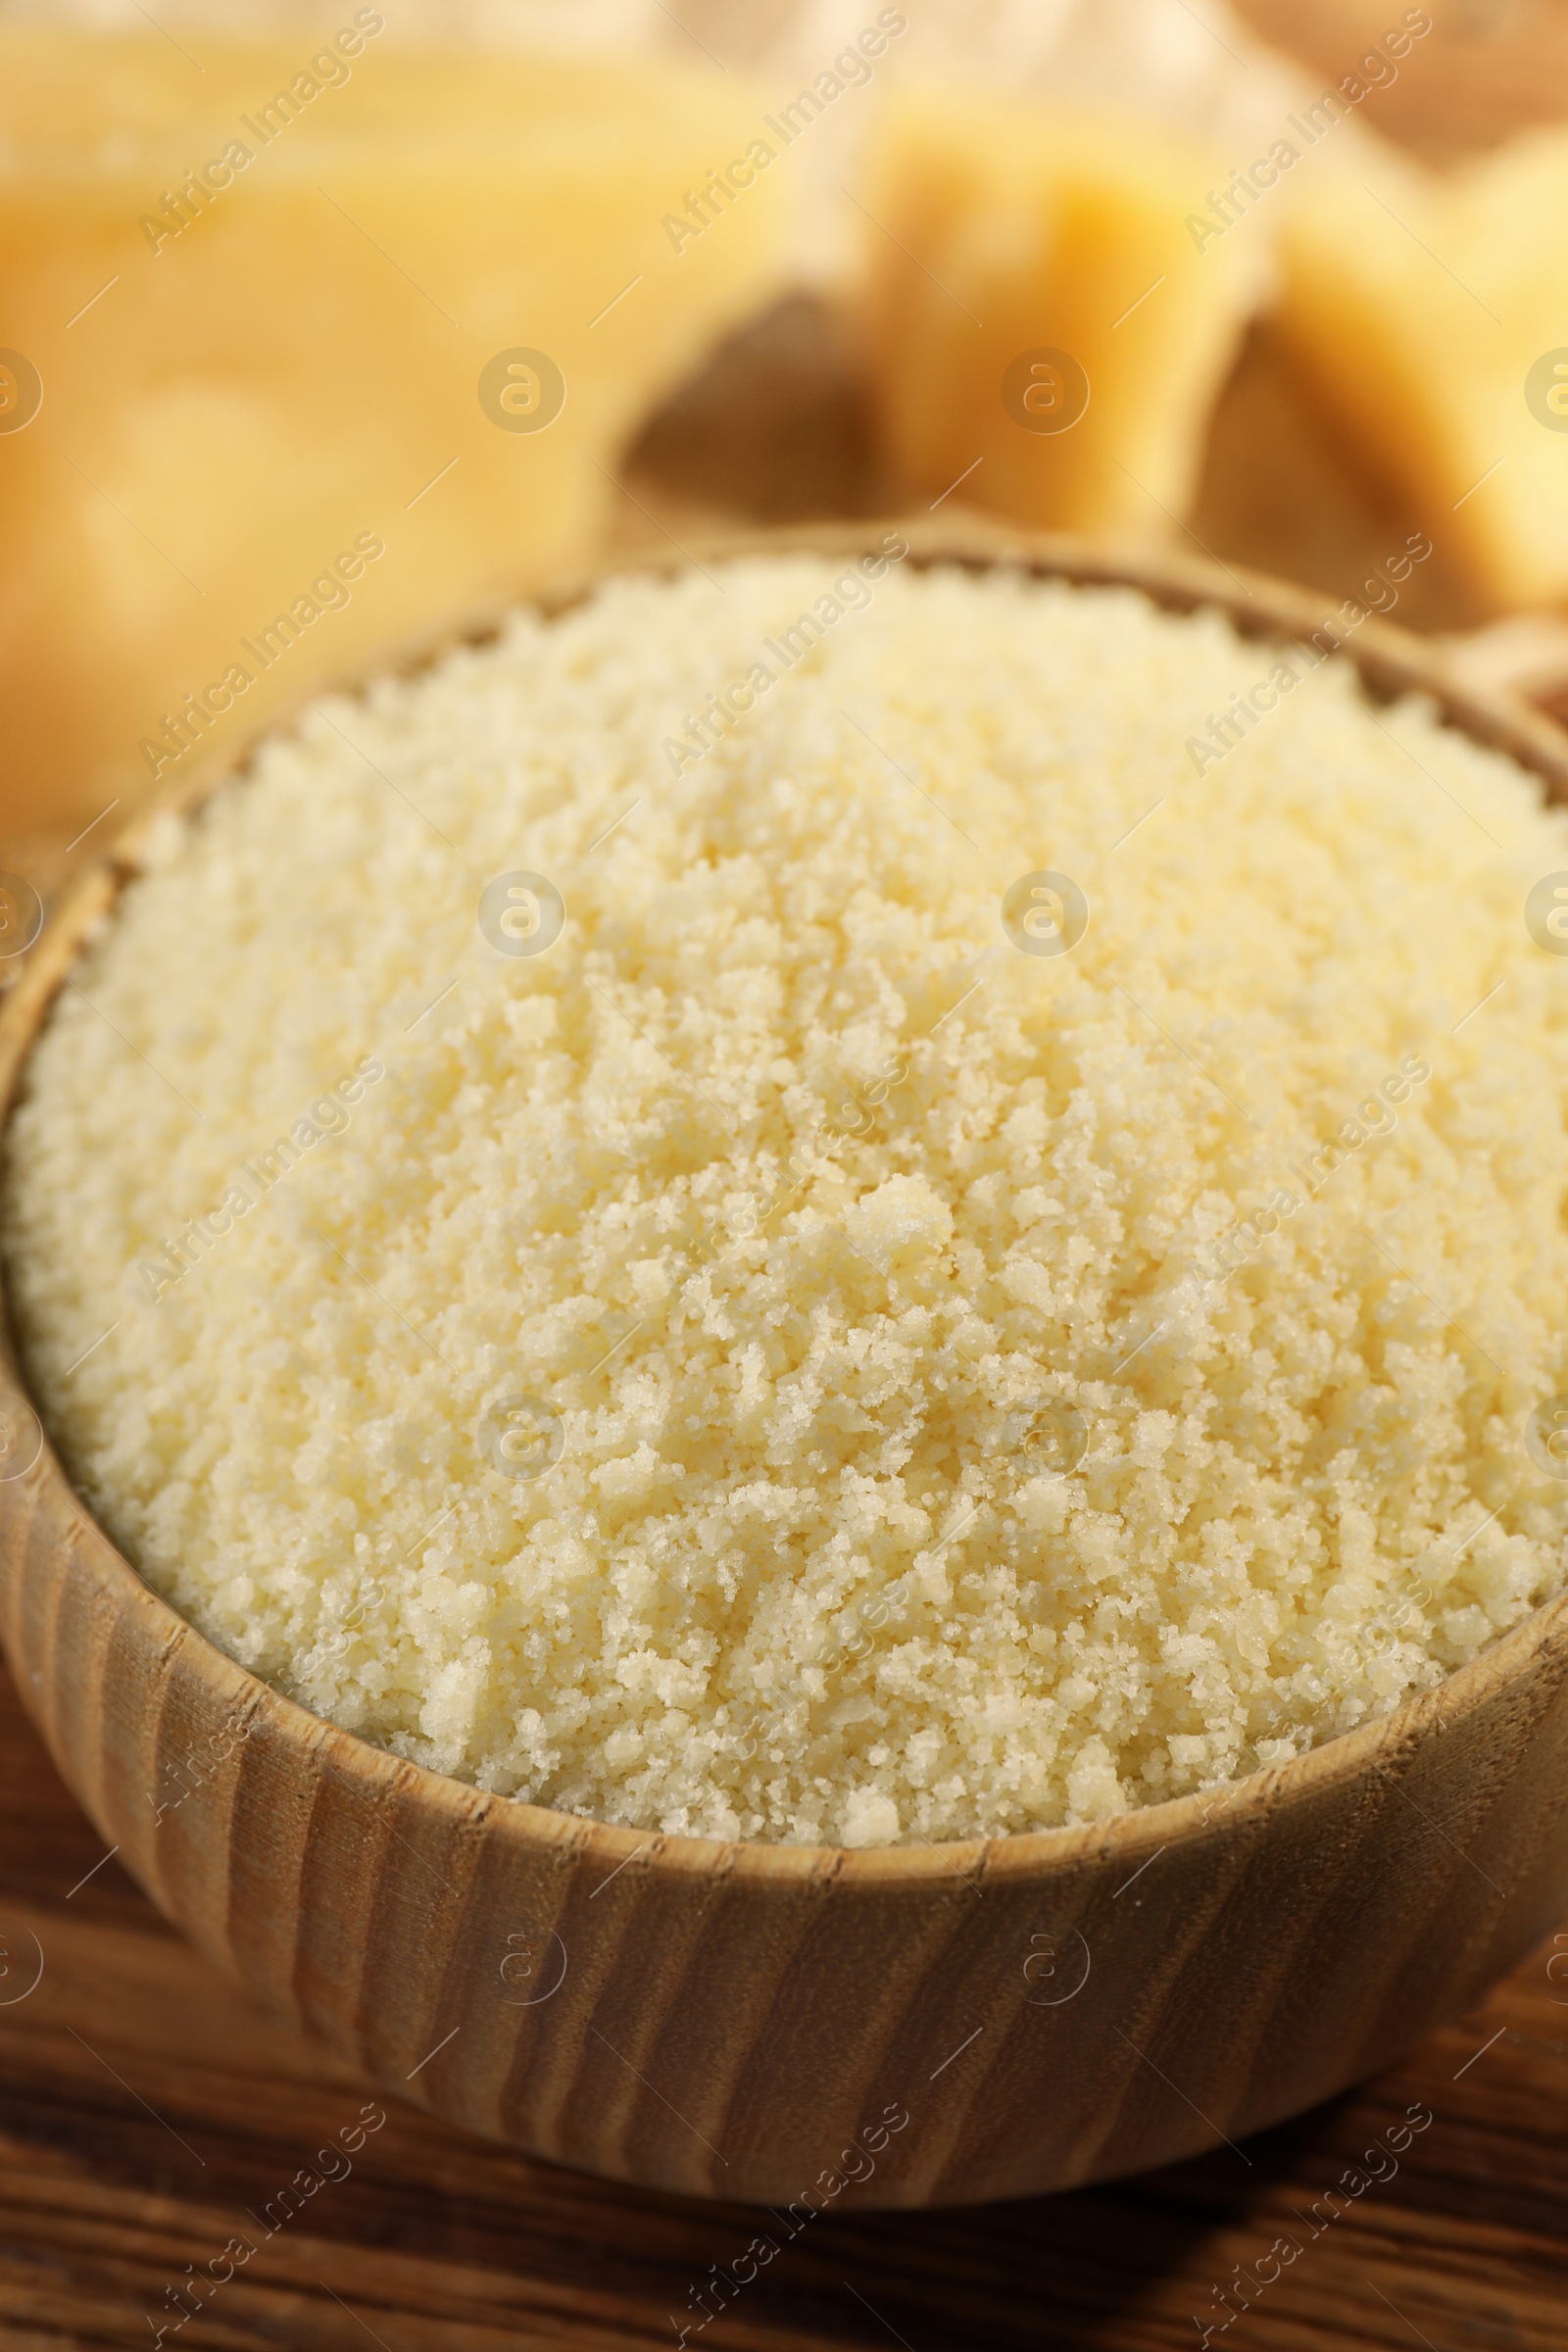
(3, 522, 1568, 2211)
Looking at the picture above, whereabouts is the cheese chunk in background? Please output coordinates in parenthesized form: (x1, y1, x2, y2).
(1275, 128, 1568, 612)
(0, 27, 786, 832)
(857, 84, 1262, 538)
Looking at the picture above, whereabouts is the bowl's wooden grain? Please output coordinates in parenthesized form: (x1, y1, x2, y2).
(3, 523, 1568, 2210)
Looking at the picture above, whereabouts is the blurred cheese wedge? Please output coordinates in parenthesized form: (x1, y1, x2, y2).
(857, 84, 1262, 538)
(0, 25, 786, 831)
(1276, 129, 1568, 611)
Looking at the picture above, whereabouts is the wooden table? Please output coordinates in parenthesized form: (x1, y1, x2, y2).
(0, 1647, 1561, 2351)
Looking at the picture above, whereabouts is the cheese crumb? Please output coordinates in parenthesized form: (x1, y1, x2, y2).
(6, 557, 1568, 1843)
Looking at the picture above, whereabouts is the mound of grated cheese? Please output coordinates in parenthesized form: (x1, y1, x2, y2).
(7, 556, 1568, 1846)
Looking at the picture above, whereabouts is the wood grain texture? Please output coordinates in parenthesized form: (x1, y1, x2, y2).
(0, 1651, 1565, 2350)
(2, 526, 1568, 2215)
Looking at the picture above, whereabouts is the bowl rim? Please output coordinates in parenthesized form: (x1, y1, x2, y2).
(6, 513, 1568, 1890)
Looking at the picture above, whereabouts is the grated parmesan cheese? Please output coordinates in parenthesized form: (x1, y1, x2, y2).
(6, 555, 1568, 1844)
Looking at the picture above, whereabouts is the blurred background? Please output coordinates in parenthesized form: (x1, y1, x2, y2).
(4, 0, 1568, 882)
